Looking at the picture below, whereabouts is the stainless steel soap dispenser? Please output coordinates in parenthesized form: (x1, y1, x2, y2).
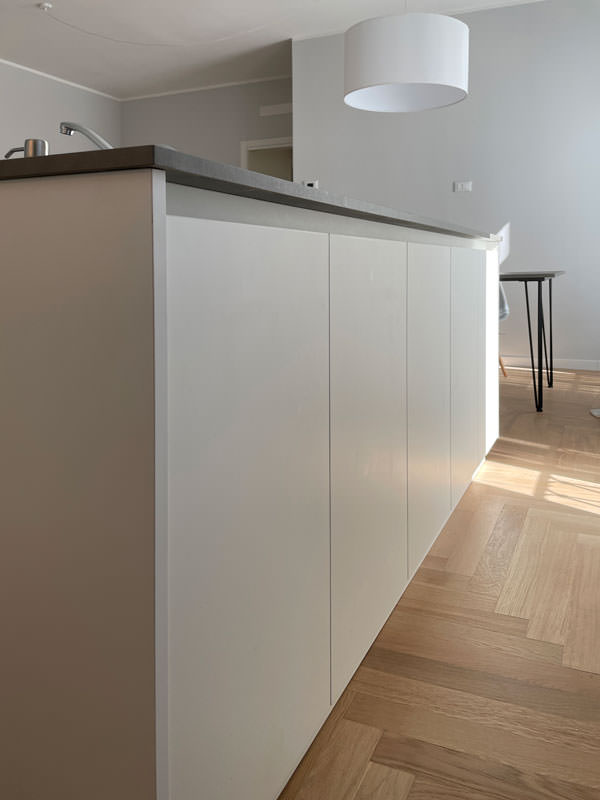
(4, 139, 49, 158)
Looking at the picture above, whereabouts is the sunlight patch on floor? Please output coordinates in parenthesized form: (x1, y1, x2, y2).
(545, 473, 600, 515)
(474, 460, 538, 497)
(500, 436, 551, 450)
(474, 459, 600, 516)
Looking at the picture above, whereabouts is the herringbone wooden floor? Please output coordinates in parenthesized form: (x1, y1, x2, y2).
(279, 368, 600, 800)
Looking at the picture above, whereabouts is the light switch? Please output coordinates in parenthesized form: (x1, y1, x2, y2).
(453, 180, 473, 193)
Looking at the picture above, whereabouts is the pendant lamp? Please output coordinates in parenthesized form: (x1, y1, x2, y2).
(344, 13, 469, 112)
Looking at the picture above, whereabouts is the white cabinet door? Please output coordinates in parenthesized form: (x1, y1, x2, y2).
(485, 250, 500, 453)
(451, 248, 486, 506)
(166, 218, 331, 800)
(330, 234, 408, 703)
(407, 242, 452, 578)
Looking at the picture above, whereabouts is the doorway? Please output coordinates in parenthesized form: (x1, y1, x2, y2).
(241, 137, 293, 181)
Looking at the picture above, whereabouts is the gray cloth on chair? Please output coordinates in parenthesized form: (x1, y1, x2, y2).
(499, 283, 510, 321)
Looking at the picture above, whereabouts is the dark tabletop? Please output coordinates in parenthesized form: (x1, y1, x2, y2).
(500, 271, 566, 281)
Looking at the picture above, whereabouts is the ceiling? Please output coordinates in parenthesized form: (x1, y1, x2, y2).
(0, 0, 543, 99)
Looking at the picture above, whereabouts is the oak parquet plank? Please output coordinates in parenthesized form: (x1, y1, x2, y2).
(484, 417, 600, 516)
(445, 510, 502, 576)
(430, 507, 499, 574)
(523, 522, 578, 645)
(354, 762, 414, 800)
(495, 513, 552, 620)
(411, 567, 472, 592)
(496, 508, 600, 646)
(294, 719, 381, 800)
(279, 688, 356, 800)
(490, 439, 600, 485)
(544, 471, 600, 515)
(458, 473, 595, 526)
(420, 554, 448, 571)
(394, 600, 529, 637)
(494, 510, 579, 645)
(399, 581, 500, 614)
(352, 666, 600, 755)
(563, 534, 600, 674)
(374, 733, 600, 800)
(498, 411, 564, 449)
(526, 506, 600, 533)
(346, 692, 600, 788)
(361, 648, 600, 723)
(456, 483, 508, 517)
(561, 425, 600, 457)
(464, 482, 599, 522)
(475, 457, 548, 498)
(406, 774, 508, 799)
(489, 435, 553, 462)
(556, 448, 600, 477)
(469, 504, 528, 599)
(379, 605, 564, 667)
(429, 508, 467, 559)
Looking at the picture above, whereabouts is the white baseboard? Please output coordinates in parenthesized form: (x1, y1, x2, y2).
(501, 355, 600, 372)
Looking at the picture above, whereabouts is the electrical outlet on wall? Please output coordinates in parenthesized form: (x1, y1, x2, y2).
(453, 180, 473, 193)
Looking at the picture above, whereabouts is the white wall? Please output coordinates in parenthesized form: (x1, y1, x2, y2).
(293, 0, 600, 368)
(121, 78, 292, 166)
(0, 60, 120, 156)
(0, 60, 290, 172)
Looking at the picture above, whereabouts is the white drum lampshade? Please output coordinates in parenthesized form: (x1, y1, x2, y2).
(344, 14, 469, 112)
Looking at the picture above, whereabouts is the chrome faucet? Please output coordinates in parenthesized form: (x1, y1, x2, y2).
(59, 121, 114, 150)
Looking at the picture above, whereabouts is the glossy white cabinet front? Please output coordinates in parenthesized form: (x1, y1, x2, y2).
(163, 218, 491, 800)
(166, 217, 331, 800)
(330, 234, 408, 702)
(451, 247, 486, 506)
(407, 242, 453, 578)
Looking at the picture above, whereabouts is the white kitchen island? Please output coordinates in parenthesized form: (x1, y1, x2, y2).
(0, 147, 499, 800)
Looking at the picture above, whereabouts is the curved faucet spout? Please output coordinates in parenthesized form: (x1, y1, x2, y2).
(59, 121, 114, 150)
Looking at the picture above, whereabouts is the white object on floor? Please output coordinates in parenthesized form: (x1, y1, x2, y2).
(590, 409, 600, 418)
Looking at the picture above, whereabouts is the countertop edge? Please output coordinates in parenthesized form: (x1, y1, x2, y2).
(0, 144, 498, 242)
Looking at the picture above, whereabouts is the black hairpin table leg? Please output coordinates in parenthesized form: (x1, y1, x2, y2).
(503, 270, 563, 411)
(524, 282, 539, 410)
(549, 278, 554, 387)
(537, 280, 543, 412)
(542, 310, 550, 386)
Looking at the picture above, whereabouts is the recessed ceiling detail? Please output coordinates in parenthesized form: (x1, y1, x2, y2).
(0, 0, 544, 98)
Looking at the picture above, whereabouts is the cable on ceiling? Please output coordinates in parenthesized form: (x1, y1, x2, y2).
(40, 8, 290, 48)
